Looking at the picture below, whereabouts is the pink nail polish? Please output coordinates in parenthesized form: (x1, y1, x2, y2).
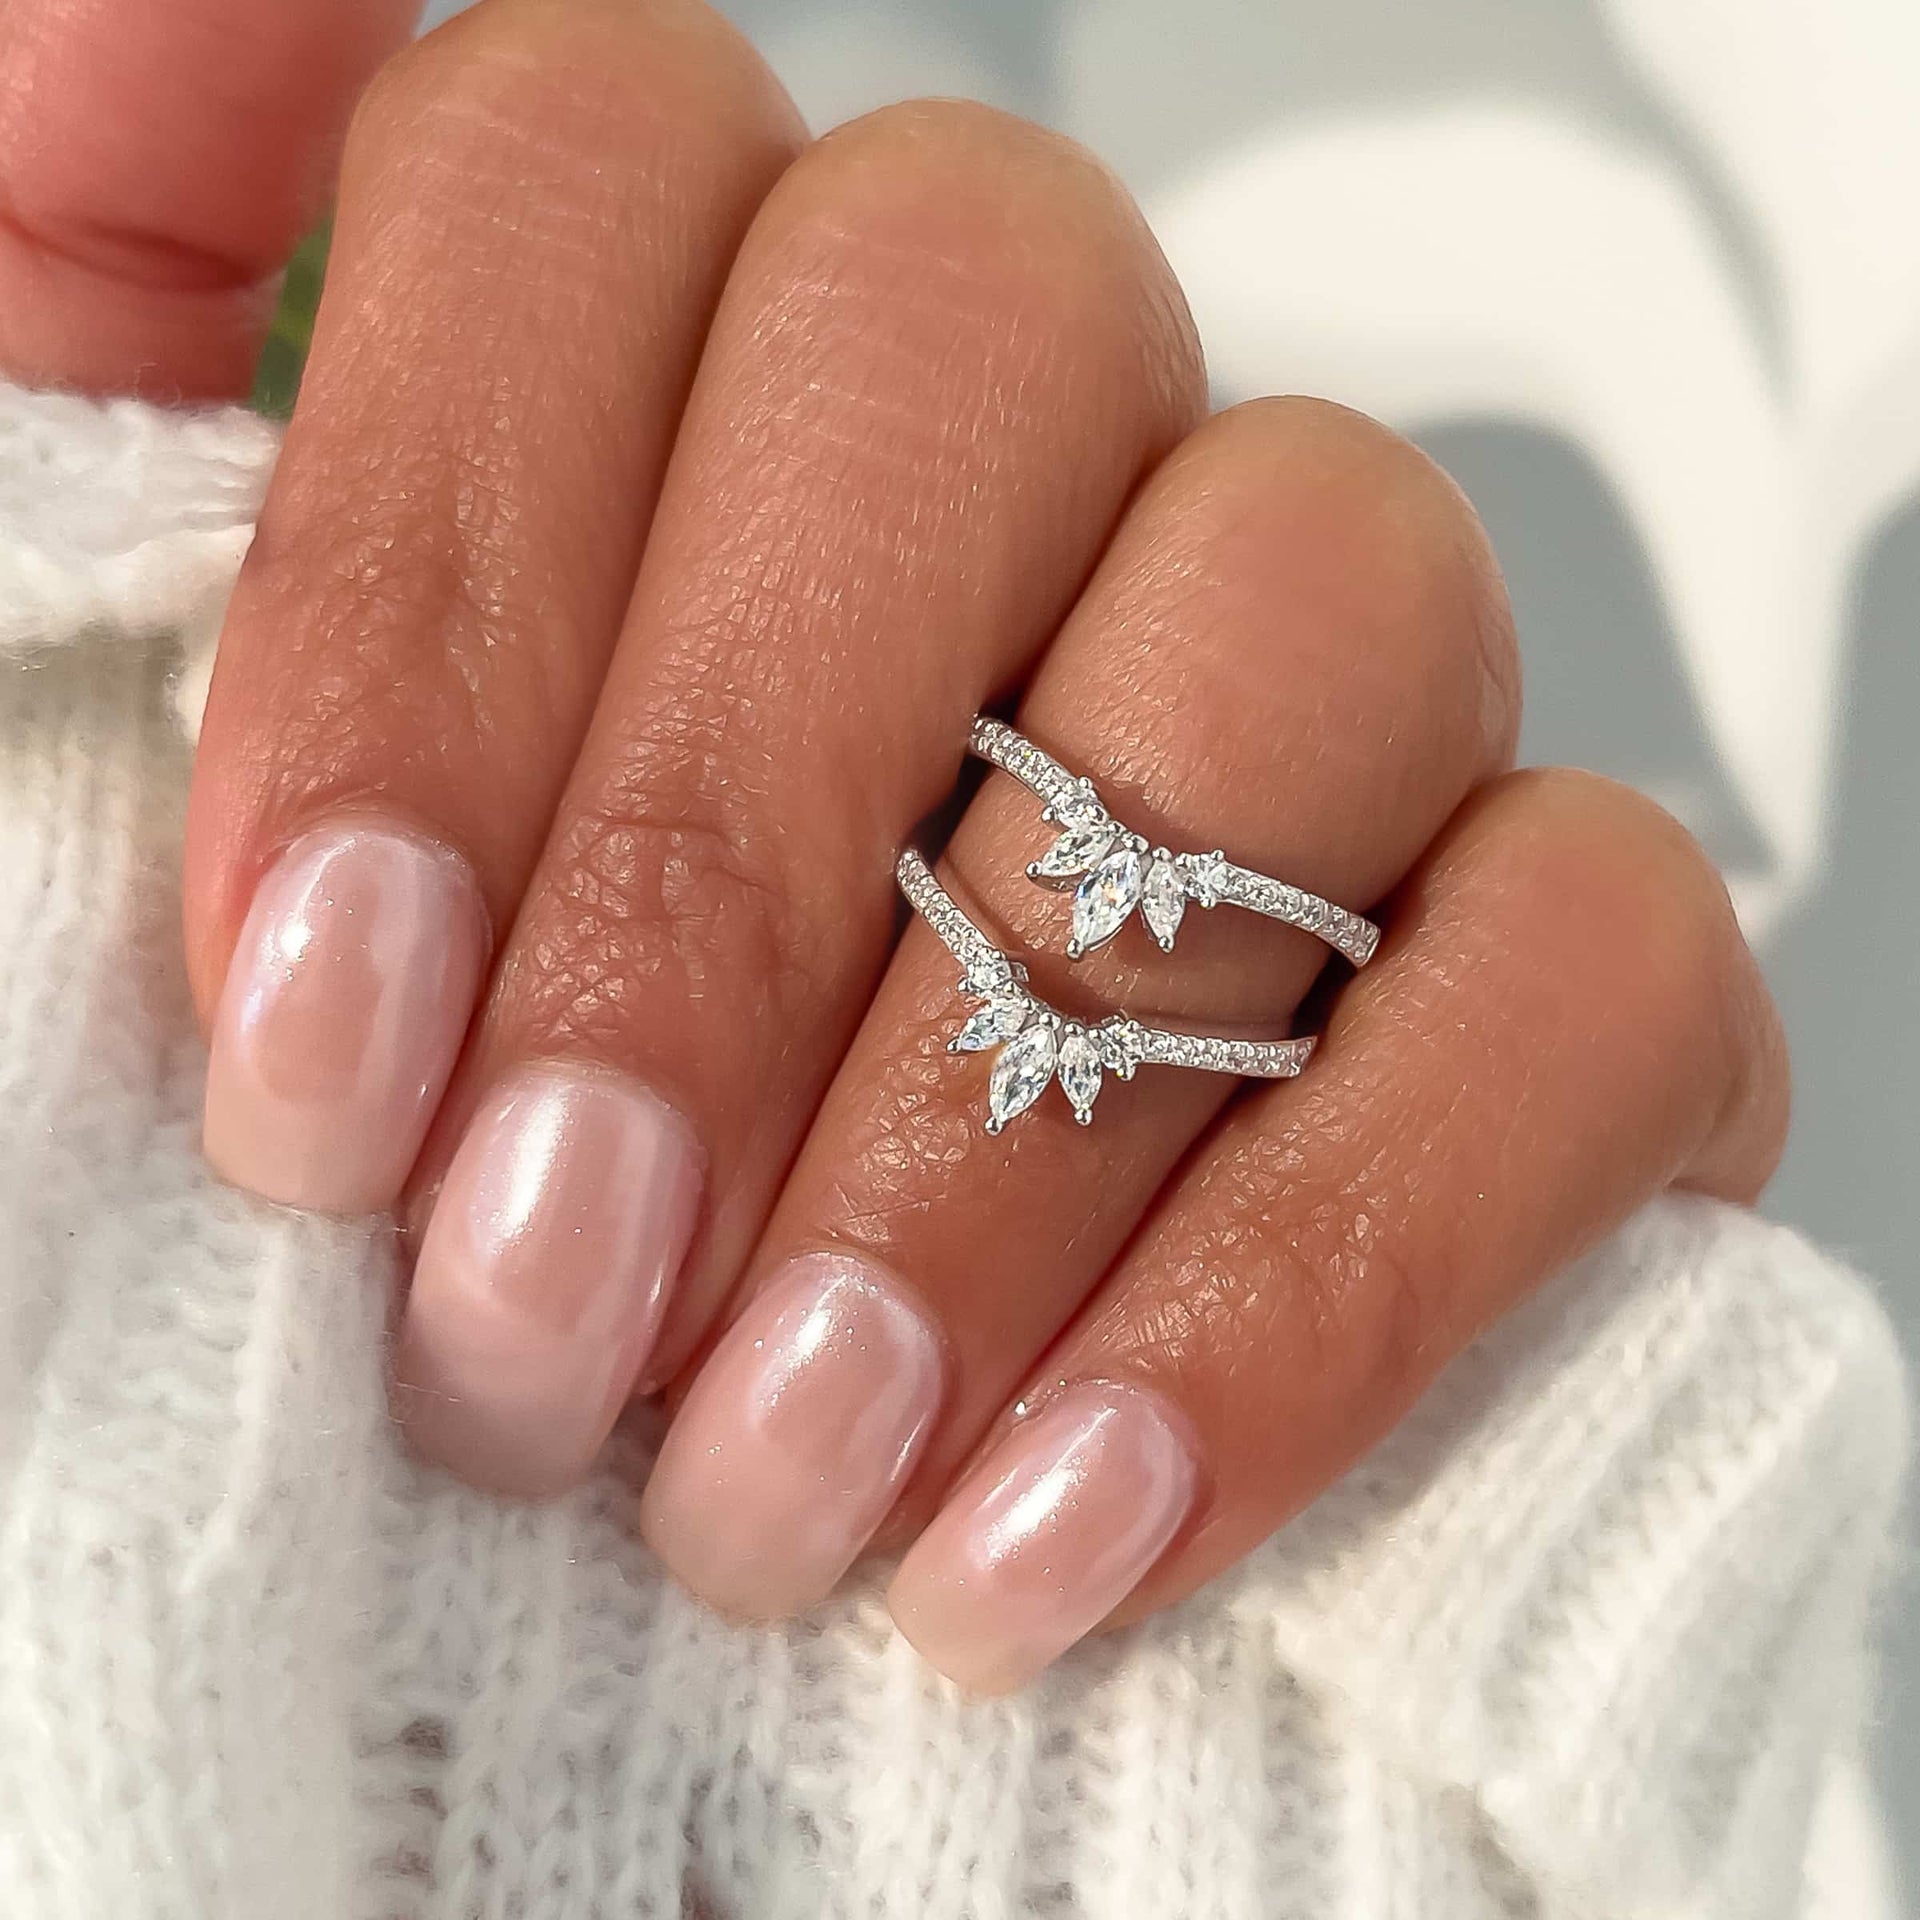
(887, 1380, 1199, 1694)
(640, 1253, 944, 1620)
(394, 1062, 703, 1497)
(203, 819, 488, 1214)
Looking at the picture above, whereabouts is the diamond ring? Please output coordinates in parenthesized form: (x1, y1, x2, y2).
(897, 849, 1314, 1133)
(970, 717, 1382, 966)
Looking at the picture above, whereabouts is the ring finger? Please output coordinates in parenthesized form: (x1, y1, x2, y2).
(638, 395, 1521, 1618)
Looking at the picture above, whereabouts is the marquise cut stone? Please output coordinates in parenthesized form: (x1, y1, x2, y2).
(1141, 854, 1187, 950)
(1030, 821, 1116, 882)
(1070, 845, 1145, 955)
(1056, 1026, 1102, 1123)
(988, 1021, 1059, 1131)
(951, 995, 1029, 1053)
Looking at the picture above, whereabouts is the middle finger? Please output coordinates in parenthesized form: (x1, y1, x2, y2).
(394, 101, 1206, 1492)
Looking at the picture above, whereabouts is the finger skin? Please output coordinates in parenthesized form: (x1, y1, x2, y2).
(0, 0, 421, 396)
(187, 0, 804, 1015)
(639, 398, 1520, 1616)
(890, 770, 1788, 1689)
(182, 0, 803, 1211)
(393, 99, 1206, 1492)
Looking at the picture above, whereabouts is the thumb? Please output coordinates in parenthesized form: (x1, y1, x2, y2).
(0, 0, 421, 400)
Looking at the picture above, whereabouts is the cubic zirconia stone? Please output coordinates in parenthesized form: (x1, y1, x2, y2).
(1141, 853, 1187, 949)
(987, 1021, 1059, 1132)
(951, 995, 1030, 1053)
(1050, 780, 1105, 829)
(1070, 845, 1145, 955)
(1187, 850, 1229, 909)
(1056, 1026, 1103, 1123)
(1030, 821, 1116, 882)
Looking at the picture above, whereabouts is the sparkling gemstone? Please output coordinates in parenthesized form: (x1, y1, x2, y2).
(1029, 821, 1116, 883)
(1056, 1026, 1103, 1123)
(1141, 854, 1187, 950)
(951, 995, 1030, 1053)
(987, 1021, 1059, 1132)
(1091, 1019, 1133, 1074)
(963, 951, 1013, 995)
(1189, 850, 1229, 909)
(1070, 845, 1145, 955)
(1052, 780, 1106, 829)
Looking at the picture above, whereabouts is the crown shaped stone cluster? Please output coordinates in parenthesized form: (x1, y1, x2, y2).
(948, 955, 1142, 1132)
(1026, 779, 1204, 959)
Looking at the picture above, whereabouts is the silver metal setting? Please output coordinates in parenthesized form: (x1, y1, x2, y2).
(897, 849, 1314, 1133)
(970, 716, 1382, 967)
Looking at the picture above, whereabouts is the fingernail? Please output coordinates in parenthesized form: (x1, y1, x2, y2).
(887, 1380, 1198, 1694)
(394, 1062, 702, 1497)
(203, 819, 488, 1214)
(640, 1253, 944, 1619)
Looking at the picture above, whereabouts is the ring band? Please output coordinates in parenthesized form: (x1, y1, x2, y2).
(897, 849, 1313, 1132)
(970, 717, 1381, 967)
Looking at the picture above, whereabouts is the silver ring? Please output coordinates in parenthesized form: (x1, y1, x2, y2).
(897, 849, 1314, 1133)
(970, 717, 1381, 966)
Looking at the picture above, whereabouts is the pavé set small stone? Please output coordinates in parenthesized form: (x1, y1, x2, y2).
(896, 719, 1381, 1133)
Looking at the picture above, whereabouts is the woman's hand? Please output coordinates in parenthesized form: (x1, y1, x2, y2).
(5, 0, 1789, 1693)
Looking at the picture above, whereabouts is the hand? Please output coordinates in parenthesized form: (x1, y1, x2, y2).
(6, 0, 1789, 1693)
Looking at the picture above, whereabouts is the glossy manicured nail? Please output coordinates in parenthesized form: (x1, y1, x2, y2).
(203, 819, 488, 1213)
(640, 1253, 944, 1619)
(887, 1380, 1198, 1694)
(394, 1062, 703, 1496)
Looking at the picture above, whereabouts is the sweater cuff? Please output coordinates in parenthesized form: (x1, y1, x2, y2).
(1229, 1193, 1908, 1917)
(0, 382, 279, 723)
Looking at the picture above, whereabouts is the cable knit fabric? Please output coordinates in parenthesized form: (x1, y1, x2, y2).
(0, 382, 1908, 1920)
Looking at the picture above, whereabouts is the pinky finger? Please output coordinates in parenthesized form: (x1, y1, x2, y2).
(888, 768, 1790, 1692)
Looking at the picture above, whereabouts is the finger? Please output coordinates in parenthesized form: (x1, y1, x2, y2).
(0, 0, 421, 397)
(392, 101, 1207, 1494)
(186, 0, 803, 1210)
(637, 397, 1520, 1618)
(888, 769, 1790, 1691)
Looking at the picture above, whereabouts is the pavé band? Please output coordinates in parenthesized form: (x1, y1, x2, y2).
(970, 717, 1381, 967)
(897, 849, 1314, 1133)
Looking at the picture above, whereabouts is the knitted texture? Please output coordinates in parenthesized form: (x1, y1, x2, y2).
(0, 384, 1908, 1920)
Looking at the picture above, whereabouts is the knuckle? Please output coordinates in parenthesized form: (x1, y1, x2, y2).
(346, 4, 527, 158)
(812, 97, 1119, 207)
(1162, 397, 1521, 768)
(1483, 768, 1758, 1095)
(349, 0, 786, 181)
(509, 788, 811, 1054)
(240, 443, 554, 782)
(1518, 767, 1743, 990)
(769, 99, 1203, 417)
(1248, 1103, 1457, 1397)
(1295, 1202, 1459, 1402)
(1105, 1105, 1452, 1411)
(814, 1023, 986, 1251)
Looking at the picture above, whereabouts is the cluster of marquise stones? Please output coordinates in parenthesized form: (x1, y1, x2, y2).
(949, 951, 1148, 1135)
(1027, 773, 1233, 957)
(952, 778, 1236, 1133)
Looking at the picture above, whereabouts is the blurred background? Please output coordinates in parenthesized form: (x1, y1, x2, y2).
(409, 0, 1920, 1887)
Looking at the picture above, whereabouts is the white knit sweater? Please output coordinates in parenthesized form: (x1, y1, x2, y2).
(0, 382, 1908, 1920)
